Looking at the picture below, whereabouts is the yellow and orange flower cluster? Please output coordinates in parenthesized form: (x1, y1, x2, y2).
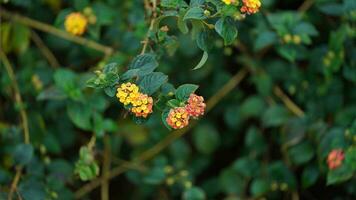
(240, 0, 261, 14)
(185, 94, 206, 117)
(116, 83, 153, 118)
(131, 93, 153, 118)
(327, 149, 344, 170)
(65, 12, 88, 36)
(166, 93, 206, 129)
(166, 107, 190, 129)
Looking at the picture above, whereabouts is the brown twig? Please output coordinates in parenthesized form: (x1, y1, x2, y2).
(0, 50, 30, 200)
(101, 135, 111, 200)
(298, 0, 314, 13)
(30, 30, 60, 68)
(140, 0, 157, 55)
(0, 8, 114, 56)
(273, 86, 305, 117)
(74, 67, 249, 198)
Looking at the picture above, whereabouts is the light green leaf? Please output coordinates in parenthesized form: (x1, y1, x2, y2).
(193, 51, 208, 70)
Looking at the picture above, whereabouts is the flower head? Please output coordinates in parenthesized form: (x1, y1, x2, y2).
(166, 107, 190, 129)
(116, 83, 140, 106)
(240, 0, 261, 14)
(222, 0, 238, 5)
(64, 12, 88, 35)
(131, 93, 154, 118)
(185, 93, 206, 117)
(327, 149, 345, 170)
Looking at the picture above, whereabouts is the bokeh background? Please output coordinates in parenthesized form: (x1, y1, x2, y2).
(0, 0, 355, 199)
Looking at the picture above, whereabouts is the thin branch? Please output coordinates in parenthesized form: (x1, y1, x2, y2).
(30, 30, 60, 68)
(298, 0, 314, 13)
(1, 50, 30, 200)
(273, 86, 305, 117)
(0, 51, 30, 143)
(0, 8, 114, 56)
(74, 67, 249, 199)
(8, 167, 23, 200)
(101, 135, 111, 200)
(140, 0, 157, 55)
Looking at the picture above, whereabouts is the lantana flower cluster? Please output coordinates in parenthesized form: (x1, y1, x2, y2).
(327, 149, 345, 170)
(65, 12, 88, 36)
(222, 0, 262, 15)
(64, 8, 96, 36)
(116, 83, 153, 118)
(166, 94, 206, 129)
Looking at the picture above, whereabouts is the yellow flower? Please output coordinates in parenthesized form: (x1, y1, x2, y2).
(292, 35, 301, 45)
(116, 83, 140, 106)
(222, 0, 238, 5)
(131, 93, 154, 118)
(64, 12, 88, 36)
(241, 0, 261, 14)
(166, 107, 190, 129)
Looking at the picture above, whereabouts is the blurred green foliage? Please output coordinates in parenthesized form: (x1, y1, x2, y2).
(0, 0, 356, 199)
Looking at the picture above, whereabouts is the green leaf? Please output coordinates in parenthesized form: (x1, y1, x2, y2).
(178, 16, 189, 34)
(190, 0, 205, 7)
(327, 163, 353, 185)
(193, 51, 208, 70)
(345, 147, 356, 171)
(18, 179, 46, 200)
(162, 107, 172, 130)
(167, 99, 181, 108)
(262, 105, 290, 127)
(250, 178, 269, 197)
(193, 124, 220, 154)
(196, 30, 212, 52)
(74, 0, 89, 10)
(161, 0, 183, 8)
(128, 53, 159, 77)
(254, 31, 278, 51)
(232, 157, 259, 178)
(301, 166, 319, 188)
(143, 167, 166, 185)
(11, 23, 30, 53)
(13, 144, 34, 165)
(293, 22, 318, 36)
(240, 96, 266, 119)
(104, 85, 117, 97)
(67, 102, 92, 130)
(37, 86, 67, 101)
(175, 84, 199, 102)
(138, 72, 168, 95)
(219, 169, 244, 194)
(215, 17, 237, 45)
(288, 141, 314, 165)
(183, 187, 206, 200)
(184, 7, 207, 20)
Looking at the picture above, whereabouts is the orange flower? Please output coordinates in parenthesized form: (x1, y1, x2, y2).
(166, 107, 190, 129)
(240, 0, 261, 15)
(185, 94, 206, 117)
(327, 149, 344, 170)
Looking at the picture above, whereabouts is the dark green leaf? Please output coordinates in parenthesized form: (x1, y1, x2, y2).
(184, 7, 207, 20)
(215, 17, 237, 45)
(13, 144, 34, 165)
(175, 84, 199, 102)
(138, 72, 168, 95)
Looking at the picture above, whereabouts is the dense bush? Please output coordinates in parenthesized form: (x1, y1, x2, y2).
(0, 0, 355, 199)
